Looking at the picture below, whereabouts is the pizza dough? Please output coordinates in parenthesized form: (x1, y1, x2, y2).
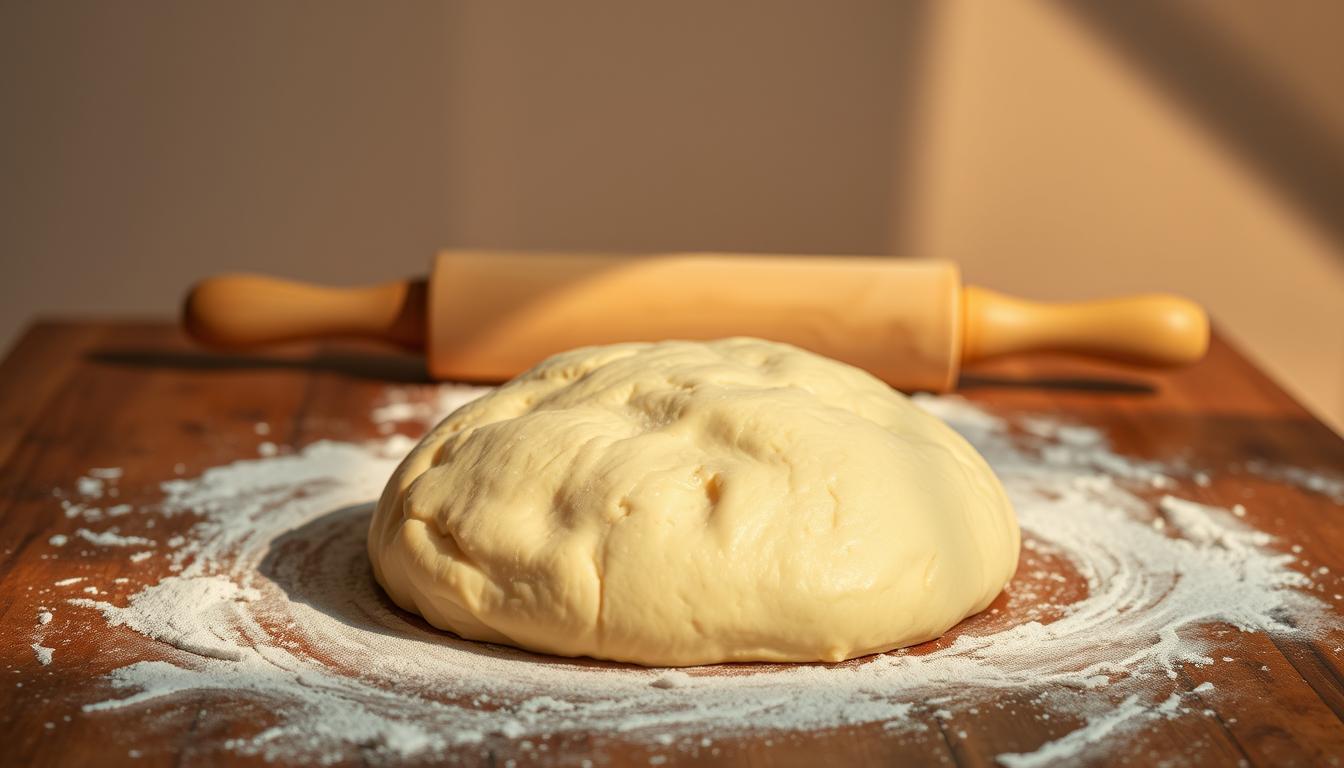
(369, 338, 1019, 666)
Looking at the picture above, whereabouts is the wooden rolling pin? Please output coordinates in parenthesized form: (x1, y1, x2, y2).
(183, 251, 1209, 391)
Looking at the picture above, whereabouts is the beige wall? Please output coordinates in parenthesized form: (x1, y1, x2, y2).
(2, 1, 1341, 430)
(1, 0, 914, 319)
(905, 1, 1344, 430)
(1, 1, 453, 303)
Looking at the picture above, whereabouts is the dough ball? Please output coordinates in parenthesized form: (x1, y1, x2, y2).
(369, 339, 1018, 666)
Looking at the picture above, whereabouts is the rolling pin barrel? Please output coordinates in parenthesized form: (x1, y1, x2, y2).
(424, 252, 964, 390)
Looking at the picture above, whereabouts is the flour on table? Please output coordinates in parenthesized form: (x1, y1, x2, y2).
(1244, 459, 1344, 503)
(369, 385, 492, 434)
(32, 385, 1341, 766)
(54, 467, 129, 523)
(31, 643, 54, 666)
(72, 576, 260, 662)
(75, 528, 154, 548)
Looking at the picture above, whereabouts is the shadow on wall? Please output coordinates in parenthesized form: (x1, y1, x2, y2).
(1057, 1, 1344, 252)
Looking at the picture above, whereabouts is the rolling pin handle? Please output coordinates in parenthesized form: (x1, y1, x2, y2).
(182, 274, 429, 350)
(960, 286, 1209, 367)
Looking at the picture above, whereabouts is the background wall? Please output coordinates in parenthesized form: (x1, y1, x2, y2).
(2, 0, 1341, 430)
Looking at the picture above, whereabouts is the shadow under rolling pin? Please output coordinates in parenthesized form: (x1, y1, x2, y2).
(182, 251, 1209, 392)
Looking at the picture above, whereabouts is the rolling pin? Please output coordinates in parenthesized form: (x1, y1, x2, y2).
(182, 250, 1209, 391)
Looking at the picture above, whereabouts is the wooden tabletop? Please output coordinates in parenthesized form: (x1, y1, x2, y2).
(1, 320, 1342, 767)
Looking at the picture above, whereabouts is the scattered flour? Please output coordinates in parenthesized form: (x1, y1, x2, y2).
(998, 695, 1146, 768)
(1244, 460, 1344, 503)
(76, 528, 155, 548)
(72, 576, 260, 661)
(76, 477, 105, 498)
(37, 385, 1340, 766)
(48, 534, 68, 547)
(31, 643, 54, 666)
(369, 386, 491, 435)
(38, 611, 53, 625)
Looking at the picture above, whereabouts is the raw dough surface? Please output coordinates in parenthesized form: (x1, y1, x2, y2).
(369, 339, 1019, 666)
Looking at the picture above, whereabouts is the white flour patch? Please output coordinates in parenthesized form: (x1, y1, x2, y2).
(369, 385, 492, 435)
(32, 643, 54, 665)
(75, 528, 155, 548)
(51, 467, 129, 523)
(1244, 459, 1344, 503)
(73, 576, 261, 661)
(998, 695, 1146, 768)
(76, 477, 105, 498)
(45, 386, 1339, 765)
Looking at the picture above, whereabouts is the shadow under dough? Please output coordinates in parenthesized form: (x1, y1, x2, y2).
(257, 503, 643, 672)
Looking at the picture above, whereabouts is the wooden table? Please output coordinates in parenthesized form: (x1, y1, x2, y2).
(2, 321, 1342, 767)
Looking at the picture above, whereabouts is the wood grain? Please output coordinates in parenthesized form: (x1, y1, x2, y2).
(0, 321, 1341, 768)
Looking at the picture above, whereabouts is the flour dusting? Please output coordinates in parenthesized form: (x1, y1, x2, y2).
(1244, 459, 1344, 503)
(72, 576, 261, 662)
(74, 528, 155, 548)
(32, 643, 54, 665)
(30, 385, 1341, 765)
